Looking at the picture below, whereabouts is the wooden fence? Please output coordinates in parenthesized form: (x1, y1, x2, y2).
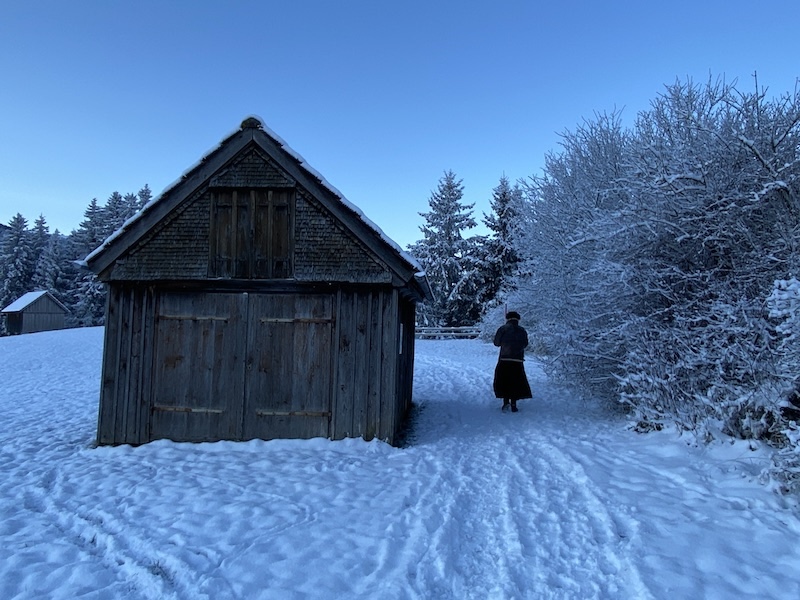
(415, 326, 481, 340)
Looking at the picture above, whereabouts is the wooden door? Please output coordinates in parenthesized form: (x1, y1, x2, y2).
(150, 292, 247, 441)
(243, 294, 334, 439)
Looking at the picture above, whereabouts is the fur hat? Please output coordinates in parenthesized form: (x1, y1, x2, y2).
(505, 311, 521, 321)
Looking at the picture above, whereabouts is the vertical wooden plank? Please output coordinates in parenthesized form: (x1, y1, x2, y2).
(404, 298, 418, 415)
(272, 190, 291, 278)
(379, 289, 400, 443)
(233, 190, 251, 278)
(140, 286, 157, 443)
(329, 289, 342, 439)
(208, 190, 218, 278)
(130, 286, 147, 443)
(96, 285, 121, 445)
(231, 291, 248, 439)
(334, 291, 356, 439)
(253, 190, 271, 278)
(110, 286, 124, 443)
(120, 286, 135, 442)
(365, 290, 384, 441)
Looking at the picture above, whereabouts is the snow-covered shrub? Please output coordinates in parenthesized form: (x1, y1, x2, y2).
(506, 77, 800, 462)
(769, 423, 800, 495)
(763, 279, 800, 493)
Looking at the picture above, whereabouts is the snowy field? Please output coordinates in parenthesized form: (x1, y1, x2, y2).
(1, 327, 799, 600)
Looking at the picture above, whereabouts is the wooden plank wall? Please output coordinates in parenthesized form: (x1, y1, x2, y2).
(98, 284, 410, 446)
(97, 284, 156, 445)
(331, 288, 401, 443)
(19, 313, 65, 333)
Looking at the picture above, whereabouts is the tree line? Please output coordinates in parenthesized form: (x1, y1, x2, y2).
(0, 186, 152, 333)
(412, 77, 800, 493)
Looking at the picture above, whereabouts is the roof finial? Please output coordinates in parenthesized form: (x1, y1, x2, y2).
(241, 116, 263, 130)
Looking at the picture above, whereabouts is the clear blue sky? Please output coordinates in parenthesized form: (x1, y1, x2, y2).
(1, 0, 798, 248)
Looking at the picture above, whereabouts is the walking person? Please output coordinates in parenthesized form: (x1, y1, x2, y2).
(493, 311, 532, 412)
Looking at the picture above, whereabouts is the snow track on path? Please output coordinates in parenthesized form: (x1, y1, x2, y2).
(406, 342, 650, 599)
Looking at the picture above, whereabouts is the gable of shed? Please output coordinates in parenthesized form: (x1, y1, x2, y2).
(102, 147, 390, 283)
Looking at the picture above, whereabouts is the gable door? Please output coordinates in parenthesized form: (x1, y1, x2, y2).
(243, 294, 334, 440)
(209, 188, 293, 279)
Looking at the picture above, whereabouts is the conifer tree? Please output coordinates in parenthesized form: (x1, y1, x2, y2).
(29, 215, 50, 270)
(480, 175, 525, 304)
(32, 230, 70, 305)
(71, 198, 104, 258)
(137, 184, 153, 209)
(410, 170, 478, 325)
(68, 198, 108, 326)
(0, 213, 34, 311)
(102, 191, 126, 239)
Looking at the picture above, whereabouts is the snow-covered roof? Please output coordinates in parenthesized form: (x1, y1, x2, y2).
(1, 290, 58, 313)
(83, 116, 425, 281)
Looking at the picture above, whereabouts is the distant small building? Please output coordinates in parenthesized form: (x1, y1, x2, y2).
(1, 291, 69, 335)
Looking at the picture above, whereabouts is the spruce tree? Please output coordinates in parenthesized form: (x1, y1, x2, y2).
(137, 184, 153, 209)
(29, 215, 50, 270)
(71, 198, 104, 258)
(68, 198, 108, 326)
(410, 170, 478, 326)
(480, 175, 524, 304)
(0, 213, 34, 311)
(102, 191, 126, 238)
(32, 229, 70, 305)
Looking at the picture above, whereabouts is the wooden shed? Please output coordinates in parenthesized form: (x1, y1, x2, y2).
(84, 117, 431, 446)
(1, 290, 68, 335)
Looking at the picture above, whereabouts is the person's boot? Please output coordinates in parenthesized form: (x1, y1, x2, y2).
(511, 400, 518, 413)
(502, 399, 510, 411)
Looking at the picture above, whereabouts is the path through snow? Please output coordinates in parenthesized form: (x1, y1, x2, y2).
(1, 329, 798, 599)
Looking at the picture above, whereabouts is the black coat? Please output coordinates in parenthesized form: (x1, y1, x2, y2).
(493, 320, 529, 360)
(492, 320, 532, 400)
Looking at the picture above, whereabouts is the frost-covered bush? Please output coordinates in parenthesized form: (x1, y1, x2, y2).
(764, 278, 800, 493)
(503, 77, 800, 487)
(770, 424, 800, 495)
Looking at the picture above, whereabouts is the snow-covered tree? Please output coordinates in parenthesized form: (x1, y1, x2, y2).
(29, 215, 50, 270)
(506, 76, 800, 454)
(479, 175, 525, 306)
(71, 198, 104, 259)
(101, 191, 127, 239)
(31, 229, 71, 307)
(67, 198, 109, 326)
(410, 170, 479, 325)
(510, 110, 633, 388)
(0, 213, 34, 313)
(137, 184, 153, 209)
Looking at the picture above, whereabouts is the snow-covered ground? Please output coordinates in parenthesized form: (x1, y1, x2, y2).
(1, 327, 799, 599)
